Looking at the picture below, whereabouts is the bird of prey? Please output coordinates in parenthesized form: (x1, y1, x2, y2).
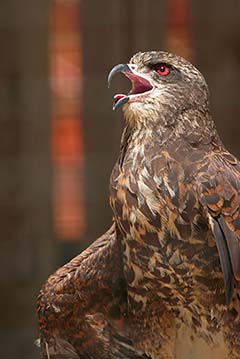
(37, 51, 240, 359)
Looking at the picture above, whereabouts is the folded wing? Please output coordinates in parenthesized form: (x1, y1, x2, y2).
(198, 151, 240, 303)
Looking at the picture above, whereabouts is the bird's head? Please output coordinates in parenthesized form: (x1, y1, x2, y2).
(108, 51, 210, 127)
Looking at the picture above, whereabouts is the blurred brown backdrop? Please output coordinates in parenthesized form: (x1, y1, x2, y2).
(0, 1, 240, 358)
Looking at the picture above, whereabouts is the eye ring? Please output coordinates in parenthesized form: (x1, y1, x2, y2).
(155, 64, 170, 76)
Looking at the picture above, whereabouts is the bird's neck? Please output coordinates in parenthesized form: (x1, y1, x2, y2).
(121, 108, 218, 152)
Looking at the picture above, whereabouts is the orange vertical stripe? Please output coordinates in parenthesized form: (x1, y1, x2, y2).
(50, 0, 85, 241)
(166, 0, 192, 60)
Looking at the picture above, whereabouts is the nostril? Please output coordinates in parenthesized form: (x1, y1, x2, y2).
(129, 64, 137, 71)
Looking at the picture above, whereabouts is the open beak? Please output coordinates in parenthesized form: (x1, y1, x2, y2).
(108, 63, 153, 110)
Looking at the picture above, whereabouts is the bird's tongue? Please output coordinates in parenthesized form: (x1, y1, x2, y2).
(114, 94, 126, 100)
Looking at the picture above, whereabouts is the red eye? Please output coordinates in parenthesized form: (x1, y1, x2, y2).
(156, 64, 170, 76)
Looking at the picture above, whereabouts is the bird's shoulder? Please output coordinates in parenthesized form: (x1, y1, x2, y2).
(37, 223, 126, 315)
(37, 224, 135, 358)
(41, 225, 116, 286)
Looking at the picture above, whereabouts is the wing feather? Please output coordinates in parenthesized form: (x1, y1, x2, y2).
(198, 151, 240, 302)
(37, 223, 150, 358)
(210, 216, 233, 303)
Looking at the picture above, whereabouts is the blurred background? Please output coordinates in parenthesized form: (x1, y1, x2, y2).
(1, 0, 240, 358)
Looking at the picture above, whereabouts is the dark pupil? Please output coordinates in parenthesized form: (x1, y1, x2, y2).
(159, 66, 165, 72)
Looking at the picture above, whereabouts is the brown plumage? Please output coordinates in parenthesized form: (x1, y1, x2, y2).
(37, 224, 148, 358)
(37, 51, 240, 358)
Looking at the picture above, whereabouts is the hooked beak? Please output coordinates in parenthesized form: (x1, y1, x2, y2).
(108, 63, 153, 110)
